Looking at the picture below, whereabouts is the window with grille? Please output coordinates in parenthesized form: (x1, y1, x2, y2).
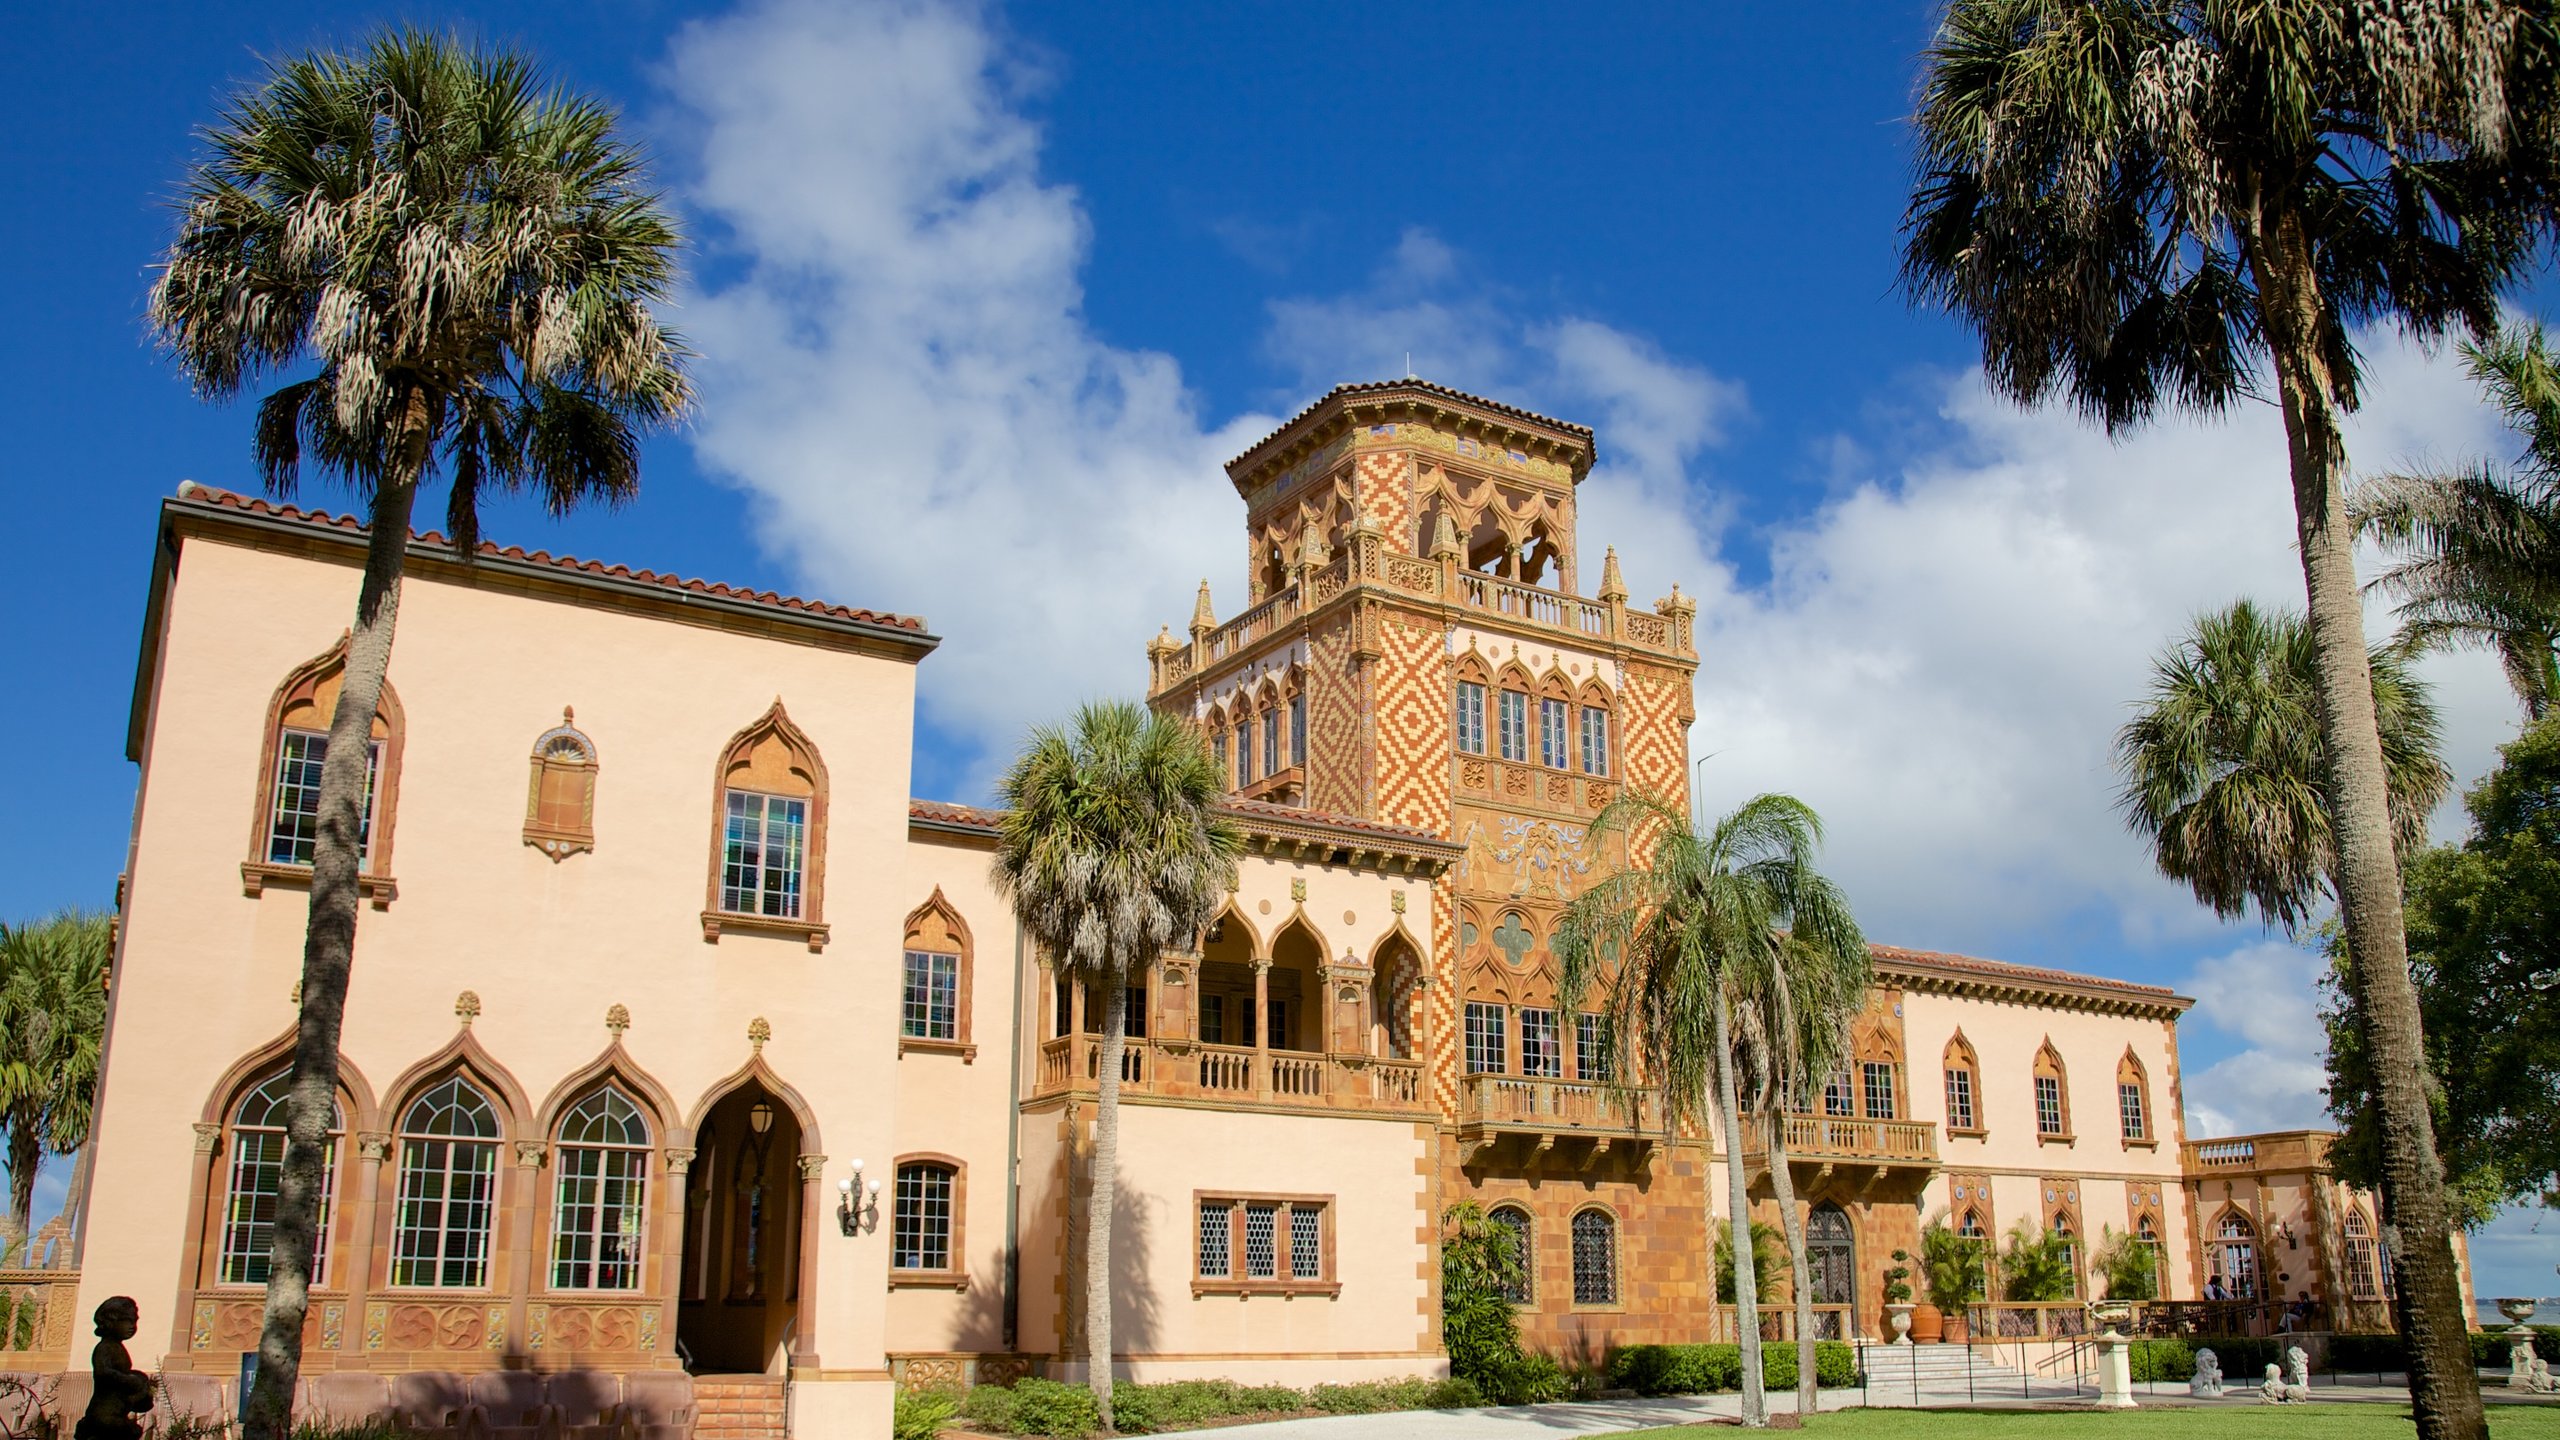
(550, 1088, 648, 1290)
(266, 731, 380, 866)
(1571, 1210, 1618, 1306)
(1290, 694, 1307, 766)
(1944, 1067, 1976, 1131)
(1862, 1061, 1897, 1119)
(903, 950, 959, 1040)
(1520, 1009, 1561, 1078)
(893, 1163, 956, 1271)
(391, 1078, 501, 1288)
(1498, 691, 1529, 762)
(1579, 707, 1609, 775)
(1490, 1206, 1533, 1304)
(1823, 1069, 1854, 1116)
(219, 1074, 341, 1286)
(2034, 1075, 2065, 1135)
(1464, 1003, 1507, 1074)
(2344, 1213, 2378, 1297)
(1575, 1013, 1610, 1082)
(1195, 1196, 1329, 1286)
(2118, 1081, 2147, 1140)
(1455, 682, 1487, 755)
(721, 790, 806, 917)
(1263, 709, 1281, 777)
(1540, 697, 1569, 768)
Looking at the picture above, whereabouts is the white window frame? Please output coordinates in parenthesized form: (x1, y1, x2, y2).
(549, 1088, 649, 1291)
(721, 788, 807, 918)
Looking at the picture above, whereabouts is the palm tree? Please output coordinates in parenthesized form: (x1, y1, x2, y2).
(2116, 600, 2452, 929)
(1903, 9, 2560, 1431)
(1733, 926, 1870, 1417)
(2357, 322, 2560, 721)
(147, 33, 689, 1439)
(993, 701, 1241, 1430)
(1556, 792, 1853, 1429)
(0, 911, 111, 1241)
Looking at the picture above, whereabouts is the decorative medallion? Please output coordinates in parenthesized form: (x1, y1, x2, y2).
(321, 1302, 344, 1352)
(1291, 878, 1307, 902)
(455, 991, 482, 1026)
(191, 1301, 216, 1350)
(749, 1016, 771, 1052)
(364, 1303, 387, 1350)
(606, 1003, 630, 1036)
(1391, 891, 1407, 915)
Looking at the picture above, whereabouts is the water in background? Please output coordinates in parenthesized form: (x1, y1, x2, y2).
(2481, 1297, 2559, 1326)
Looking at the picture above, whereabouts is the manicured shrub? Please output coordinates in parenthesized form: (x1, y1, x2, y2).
(2127, 1338, 2194, 1382)
(1608, 1342, 1856, 1395)
(1005, 1378, 1099, 1437)
(958, 1384, 1020, 1433)
(894, 1388, 961, 1440)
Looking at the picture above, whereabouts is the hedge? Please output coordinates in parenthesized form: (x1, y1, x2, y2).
(1609, 1342, 1859, 1395)
(2329, 1326, 2560, 1374)
(953, 1374, 1486, 1436)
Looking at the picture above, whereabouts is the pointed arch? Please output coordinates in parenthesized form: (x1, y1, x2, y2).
(243, 635, 407, 903)
(180, 1030, 377, 1326)
(1941, 1030, 1983, 1134)
(901, 887, 978, 1056)
(197, 1024, 380, 1133)
(703, 698, 831, 949)
(2031, 1038, 2072, 1140)
(1266, 914, 1328, 1053)
(2114, 1047, 2154, 1145)
(383, 1024, 536, 1145)
(686, 1053, 824, 1158)
(533, 1040, 683, 1144)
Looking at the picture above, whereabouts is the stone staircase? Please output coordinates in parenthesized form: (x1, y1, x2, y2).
(1854, 1343, 2065, 1403)
(693, 1375, 787, 1440)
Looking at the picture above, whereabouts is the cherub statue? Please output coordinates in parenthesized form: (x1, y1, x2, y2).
(2284, 1345, 2312, 1401)
(2260, 1363, 2285, 1404)
(74, 1297, 153, 1440)
(2189, 1346, 2224, 1397)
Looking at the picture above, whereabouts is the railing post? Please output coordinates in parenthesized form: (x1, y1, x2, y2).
(1252, 958, 1272, 1101)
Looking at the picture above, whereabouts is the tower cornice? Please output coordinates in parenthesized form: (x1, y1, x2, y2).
(1226, 380, 1596, 500)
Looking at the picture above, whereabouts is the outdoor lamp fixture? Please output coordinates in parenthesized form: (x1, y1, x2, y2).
(749, 1100, 776, 1136)
(838, 1159, 880, 1237)
(2277, 1219, 2300, 1249)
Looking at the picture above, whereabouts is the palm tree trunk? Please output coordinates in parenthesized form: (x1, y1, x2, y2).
(1087, 967, 1125, 1432)
(1713, 989, 1765, 1428)
(5, 1120, 36, 1243)
(2249, 197, 2485, 1440)
(245, 391, 432, 1440)
(1762, 1104, 1817, 1414)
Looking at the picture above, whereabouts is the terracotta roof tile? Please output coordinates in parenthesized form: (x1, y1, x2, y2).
(1227, 379, 1595, 473)
(173, 483, 927, 633)
(1869, 941, 2183, 1002)
(909, 799, 1004, 833)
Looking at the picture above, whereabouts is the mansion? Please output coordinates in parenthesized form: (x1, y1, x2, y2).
(61, 381, 2468, 1438)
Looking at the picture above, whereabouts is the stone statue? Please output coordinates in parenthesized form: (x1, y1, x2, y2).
(2285, 1344, 2311, 1401)
(74, 1297, 153, 1440)
(2512, 1334, 2543, 1389)
(2190, 1347, 2224, 1397)
(2531, 1357, 2560, 1395)
(2260, 1363, 2285, 1404)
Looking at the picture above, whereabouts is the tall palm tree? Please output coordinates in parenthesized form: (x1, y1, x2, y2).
(1556, 792, 1853, 1430)
(2357, 322, 2560, 721)
(2116, 599, 2452, 929)
(148, 32, 689, 1439)
(994, 701, 1241, 1430)
(0, 911, 111, 1242)
(1903, 9, 2560, 1431)
(1733, 927, 1870, 1417)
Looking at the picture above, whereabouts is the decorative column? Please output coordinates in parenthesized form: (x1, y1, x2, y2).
(655, 1146, 694, 1366)
(1252, 958, 1272, 1100)
(338, 1131, 390, 1354)
(168, 1123, 225, 1358)
(1067, 974, 1088, 1085)
(790, 1154, 827, 1373)
(507, 1140, 546, 1351)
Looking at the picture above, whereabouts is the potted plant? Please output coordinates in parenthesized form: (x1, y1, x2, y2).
(1919, 1217, 1986, 1343)
(1884, 1250, 1917, 1345)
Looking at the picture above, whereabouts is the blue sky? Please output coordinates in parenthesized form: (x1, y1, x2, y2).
(3, 0, 2554, 1298)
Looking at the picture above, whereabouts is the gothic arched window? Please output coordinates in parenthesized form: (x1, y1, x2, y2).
(219, 1073, 343, 1286)
(707, 700, 829, 947)
(2032, 1042, 2071, 1139)
(1570, 1209, 1618, 1306)
(1942, 1032, 1982, 1134)
(391, 1077, 502, 1288)
(550, 1086, 649, 1290)
(1489, 1204, 1534, 1305)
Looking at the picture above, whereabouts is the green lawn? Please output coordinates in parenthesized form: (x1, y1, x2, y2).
(1623, 1406, 2560, 1439)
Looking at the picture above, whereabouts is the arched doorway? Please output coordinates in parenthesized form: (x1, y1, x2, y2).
(1371, 933, 1420, 1059)
(678, 1083, 805, 1373)
(1806, 1202, 1855, 1337)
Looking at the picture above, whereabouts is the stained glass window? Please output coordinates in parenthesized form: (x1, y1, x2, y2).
(392, 1078, 500, 1288)
(220, 1074, 341, 1286)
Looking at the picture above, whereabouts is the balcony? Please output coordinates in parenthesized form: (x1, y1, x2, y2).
(1454, 1073, 1661, 1171)
(1032, 1035, 1427, 1116)
(1739, 1113, 1940, 1186)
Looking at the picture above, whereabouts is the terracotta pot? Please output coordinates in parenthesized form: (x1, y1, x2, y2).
(1910, 1303, 1944, 1343)
(1942, 1311, 1972, 1344)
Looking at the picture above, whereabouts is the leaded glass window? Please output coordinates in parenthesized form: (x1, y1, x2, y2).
(721, 790, 806, 917)
(1498, 691, 1529, 762)
(1244, 1202, 1278, 1278)
(1944, 1066, 1976, 1131)
(1520, 1008, 1561, 1078)
(893, 1163, 955, 1271)
(2035, 1075, 2065, 1135)
(1463, 1002, 1507, 1075)
(1571, 1210, 1618, 1306)
(2118, 1081, 2147, 1140)
(1862, 1061, 1897, 1119)
(1290, 693, 1307, 767)
(391, 1078, 501, 1288)
(220, 1074, 341, 1286)
(1579, 706, 1609, 775)
(266, 731, 379, 867)
(1236, 720, 1255, 788)
(1197, 1200, 1232, 1277)
(1823, 1069, 1854, 1116)
(1575, 1012, 1610, 1082)
(1540, 697, 1569, 768)
(550, 1088, 648, 1290)
(1263, 708, 1281, 777)
(903, 949, 959, 1040)
(1455, 682, 1487, 756)
(1290, 1206, 1321, 1279)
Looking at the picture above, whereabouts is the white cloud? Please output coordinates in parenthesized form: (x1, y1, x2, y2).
(2177, 938, 2335, 1137)
(662, 0, 1271, 791)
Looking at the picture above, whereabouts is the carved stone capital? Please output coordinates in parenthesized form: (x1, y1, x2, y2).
(357, 1132, 393, 1163)
(664, 1146, 696, 1176)
(513, 1141, 547, 1168)
(796, 1154, 829, 1183)
(192, 1122, 222, 1154)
